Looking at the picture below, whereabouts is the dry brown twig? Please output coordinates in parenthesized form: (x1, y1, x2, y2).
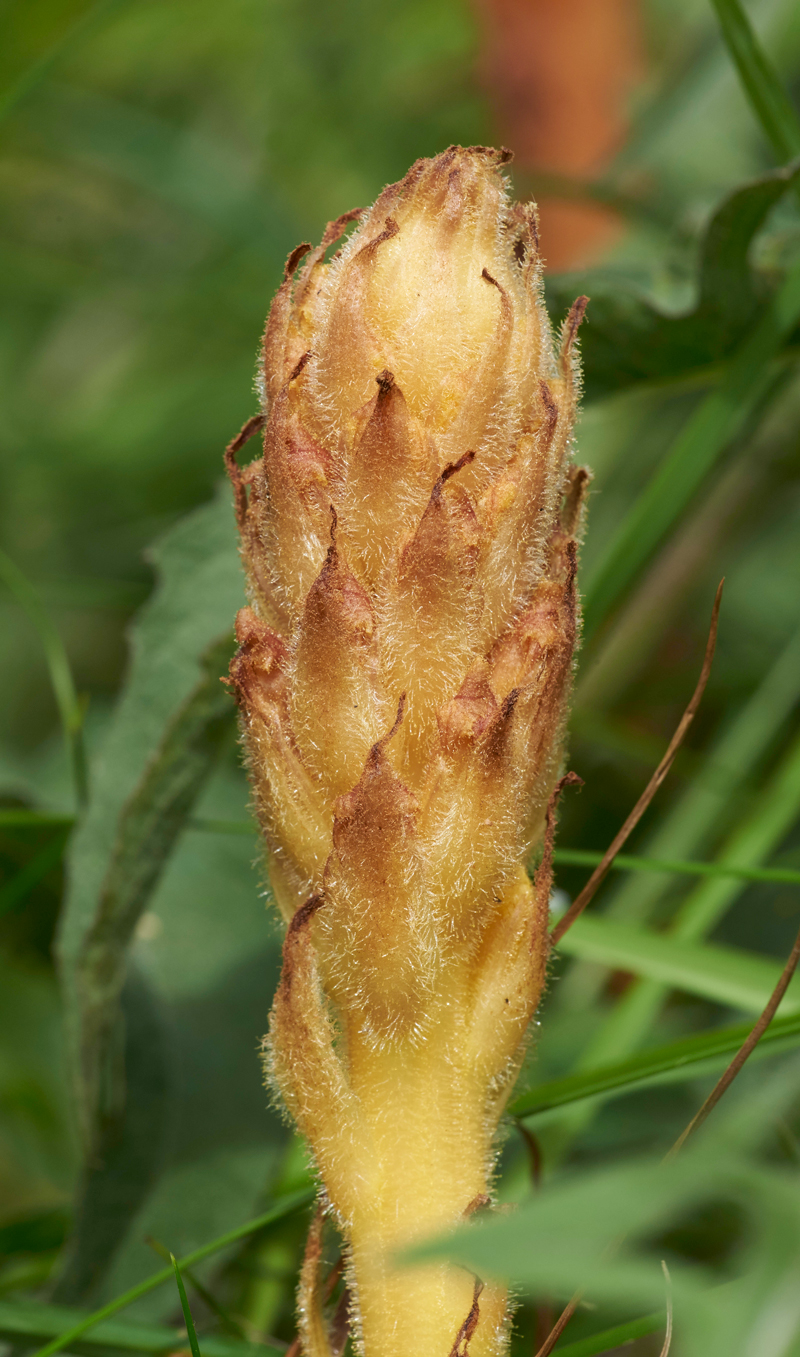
(534, 915, 800, 1356)
(550, 580, 724, 946)
(536, 683, 800, 1357)
(666, 915, 800, 1160)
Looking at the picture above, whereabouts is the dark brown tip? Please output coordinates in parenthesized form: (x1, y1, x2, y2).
(564, 295, 589, 352)
(355, 216, 400, 264)
(288, 893, 325, 939)
(224, 413, 266, 527)
(284, 242, 312, 282)
(366, 693, 406, 770)
(376, 369, 395, 395)
(438, 449, 476, 490)
(320, 206, 364, 251)
(539, 381, 558, 440)
(288, 351, 312, 384)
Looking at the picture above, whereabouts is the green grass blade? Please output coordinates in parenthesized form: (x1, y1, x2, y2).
(0, 810, 75, 829)
(549, 727, 800, 1157)
(27, 1187, 313, 1357)
(0, 548, 88, 807)
(0, 830, 69, 918)
(669, 727, 800, 943)
(603, 623, 800, 928)
(0, 0, 128, 127)
(0, 1300, 280, 1355)
(509, 1010, 800, 1119)
(552, 1311, 664, 1356)
(147, 1236, 249, 1341)
(582, 251, 800, 638)
(555, 848, 800, 887)
(710, 0, 800, 160)
(556, 916, 800, 1015)
(171, 1255, 202, 1357)
(187, 825, 800, 887)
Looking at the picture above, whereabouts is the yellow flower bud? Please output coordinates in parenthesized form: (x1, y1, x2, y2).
(228, 145, 588, 1357)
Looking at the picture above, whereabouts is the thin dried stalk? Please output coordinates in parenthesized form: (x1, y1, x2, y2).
(551, 581, 723, 945)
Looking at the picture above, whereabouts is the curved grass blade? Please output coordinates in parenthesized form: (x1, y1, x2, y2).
(599, 621, 800, 928)
(554, 848, 800, 888)
(147, 1236, 249, 1341)
(667, 919, 800, 1157)
(28, 1186, 313, 1357)
(188, 824, 800, 887)
(668, 727, 800, 943)
(0, 0, 129, 127)
(171, 1254, 202, 1357)
(552, 586, 721, 944)
(0, 1299, 282, 1356)
(509, 1010, 800, 1121)
(556, 915, 800, 1015)
(551, 1312, 664, 1357)
(0, 548, 87, 806)
(548, 724, 800, 1157)
(0, 810, 74, 829)
(710, 0, 800, 161)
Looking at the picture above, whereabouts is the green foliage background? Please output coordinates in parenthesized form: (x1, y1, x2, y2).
(2, 1, 800, 1354)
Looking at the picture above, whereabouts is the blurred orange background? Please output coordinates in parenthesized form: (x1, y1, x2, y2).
(475, 0, 643, 270)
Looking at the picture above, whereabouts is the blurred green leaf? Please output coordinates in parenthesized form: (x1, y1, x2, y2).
(411, 1144, 800, 1357)
(0, 829, 69, 918)
(0, 548, 87, 805)
(0, 0, 129, 126)
(0, 1209, 70, 1259)
(668, 726, 800, 943)
(409, 1150, 717, 1304)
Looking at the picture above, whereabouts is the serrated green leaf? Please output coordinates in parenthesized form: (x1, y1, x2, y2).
(55, 484, 244, 1301)
(547, 159, 800, 402)
(557, 914, 800, 1015)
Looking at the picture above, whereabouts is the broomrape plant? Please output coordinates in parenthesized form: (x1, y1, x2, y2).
(226, 145, 588, 1357)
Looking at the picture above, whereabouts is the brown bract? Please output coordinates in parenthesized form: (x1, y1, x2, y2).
(228, 145, 587, 1357)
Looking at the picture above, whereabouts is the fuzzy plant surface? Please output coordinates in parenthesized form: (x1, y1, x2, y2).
(226, 145, 587, 1357)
